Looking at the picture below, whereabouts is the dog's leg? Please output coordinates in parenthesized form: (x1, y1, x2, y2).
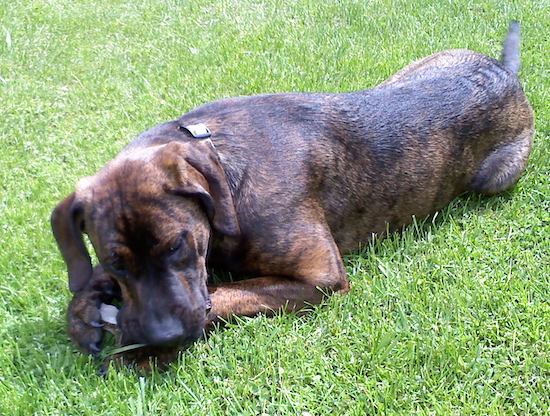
(206, 231, 349, 325)
(67, 265, 121, 355)
(470, 129, 533, 195)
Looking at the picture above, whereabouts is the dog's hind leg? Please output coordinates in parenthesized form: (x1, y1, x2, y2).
(469, 21, 535, 196)
(469, 128, 534, 195)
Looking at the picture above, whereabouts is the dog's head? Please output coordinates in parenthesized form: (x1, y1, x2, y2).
(51, 137, 239, 347)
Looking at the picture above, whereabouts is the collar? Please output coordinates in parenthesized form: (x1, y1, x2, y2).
(180, 123, 212, 139)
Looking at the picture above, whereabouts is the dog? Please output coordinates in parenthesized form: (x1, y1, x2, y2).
(52, 22, 533, 367)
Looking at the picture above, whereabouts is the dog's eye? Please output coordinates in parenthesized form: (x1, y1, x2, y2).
(168, 236, 183, 254)
(108, 253, 127, 277)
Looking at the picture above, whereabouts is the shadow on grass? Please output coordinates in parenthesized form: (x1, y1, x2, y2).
(350, 189, 519, 260)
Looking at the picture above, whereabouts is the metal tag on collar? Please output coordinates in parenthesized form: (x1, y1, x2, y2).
(182, 123, 211, 139)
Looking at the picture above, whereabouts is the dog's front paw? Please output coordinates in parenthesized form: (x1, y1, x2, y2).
(67, 265, 122, 356)
(67, 292, 104, 356)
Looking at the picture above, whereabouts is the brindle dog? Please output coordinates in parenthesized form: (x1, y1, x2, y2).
(52, 23, 533, 368)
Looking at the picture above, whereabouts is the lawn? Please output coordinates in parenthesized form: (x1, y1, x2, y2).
(0, 0, 548, 414)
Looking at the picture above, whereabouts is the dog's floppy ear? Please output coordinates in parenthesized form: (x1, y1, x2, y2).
(51, 192, 93, 292)
(163, 140, 240, 237)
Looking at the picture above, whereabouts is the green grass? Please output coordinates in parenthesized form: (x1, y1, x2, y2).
(0, 0, 548, 414)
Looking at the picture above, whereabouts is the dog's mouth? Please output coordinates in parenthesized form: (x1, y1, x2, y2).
(99, 287, 211, 350)
(98, 269, 212, 344)
(98, 302, 201, 373)
(101, 303, 207, 340)
(98, 304, 210, 374)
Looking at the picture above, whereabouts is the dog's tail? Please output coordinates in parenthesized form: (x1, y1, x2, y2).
(501, 21, 521, 74)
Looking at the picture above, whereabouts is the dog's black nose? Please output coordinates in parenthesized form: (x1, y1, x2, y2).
(144, 317, 185, 346)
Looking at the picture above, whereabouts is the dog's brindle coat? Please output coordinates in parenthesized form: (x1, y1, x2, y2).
(53, 24, 533, 366)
